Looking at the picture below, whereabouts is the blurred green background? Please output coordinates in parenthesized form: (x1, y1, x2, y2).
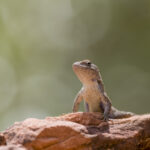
(0, 0, 150, 131)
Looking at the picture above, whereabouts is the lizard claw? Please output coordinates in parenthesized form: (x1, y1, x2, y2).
(103, 113, 109, 121)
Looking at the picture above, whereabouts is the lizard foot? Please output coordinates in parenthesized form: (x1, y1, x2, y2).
(103, 114, 109, 121)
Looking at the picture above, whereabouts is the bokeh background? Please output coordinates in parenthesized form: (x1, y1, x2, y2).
(0, 0, 150, 131)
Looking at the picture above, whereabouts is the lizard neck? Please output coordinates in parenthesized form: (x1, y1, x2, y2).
(82, 79, 99, 88)
(82, 78, 105, 94)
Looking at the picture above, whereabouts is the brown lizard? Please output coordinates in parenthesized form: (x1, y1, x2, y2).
(72, 60, 134, 120)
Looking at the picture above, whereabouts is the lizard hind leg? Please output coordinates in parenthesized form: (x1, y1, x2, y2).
(109, 107, 134, 119)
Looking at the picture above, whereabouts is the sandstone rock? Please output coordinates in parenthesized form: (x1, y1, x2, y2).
(1, 112, 150, 150)
(0, 134, 6, 146)
(0, 145, 26, 150)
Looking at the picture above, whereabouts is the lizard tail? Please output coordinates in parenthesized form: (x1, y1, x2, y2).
(109, 107, 135, 119)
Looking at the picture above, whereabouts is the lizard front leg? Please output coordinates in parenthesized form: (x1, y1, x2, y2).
(102, 93, 112, 121)
(73, 90, 83, 112)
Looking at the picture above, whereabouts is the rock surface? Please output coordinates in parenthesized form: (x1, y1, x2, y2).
(0, 145, 26, 150)
(0, 134, 6, 146)
(1, 112, 150, 150)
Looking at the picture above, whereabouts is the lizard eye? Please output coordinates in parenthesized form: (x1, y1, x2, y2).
(80, 60, 92, 67)
(87, 62, 91, 66)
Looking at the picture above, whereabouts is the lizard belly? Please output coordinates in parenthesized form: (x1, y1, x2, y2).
(83, 87, 102, 112)
(89, 101, 101, 112)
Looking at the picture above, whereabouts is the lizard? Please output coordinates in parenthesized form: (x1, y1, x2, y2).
(72, 59, 134, 120)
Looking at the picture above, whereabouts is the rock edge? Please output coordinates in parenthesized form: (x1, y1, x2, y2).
(0, 112, 150, 150)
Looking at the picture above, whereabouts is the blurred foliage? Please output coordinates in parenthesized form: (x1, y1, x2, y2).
(0, 0, 150, 131)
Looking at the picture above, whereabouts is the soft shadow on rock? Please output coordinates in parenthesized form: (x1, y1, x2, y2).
(0, 134, 6, 146)
(1, 112, 150, 150)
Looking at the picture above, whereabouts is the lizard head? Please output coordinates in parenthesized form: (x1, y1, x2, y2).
(72, 60, 101, 84)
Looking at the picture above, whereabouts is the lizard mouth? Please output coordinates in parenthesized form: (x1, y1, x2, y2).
(72, 62, 80, 66)
(72, 62, 79, 70)
(72, 62, 88, 71)
(72, 61, 85, 69)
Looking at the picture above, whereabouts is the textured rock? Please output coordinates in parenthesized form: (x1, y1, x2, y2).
(0, 134, 6, 146)
(0, 145, 26, 150)
(1, 112, 150, 150)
